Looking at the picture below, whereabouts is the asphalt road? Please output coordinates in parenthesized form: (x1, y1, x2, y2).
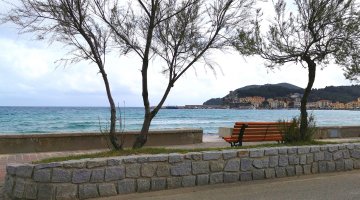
(96, 170, 360, 200)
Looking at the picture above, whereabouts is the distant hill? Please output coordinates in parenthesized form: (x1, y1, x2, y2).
(203, 83, 360, 105)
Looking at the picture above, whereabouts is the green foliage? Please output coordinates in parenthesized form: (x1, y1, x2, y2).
(279, 114, 317, 143)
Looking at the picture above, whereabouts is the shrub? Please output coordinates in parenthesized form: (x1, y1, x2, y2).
(279, 114, 317, 143)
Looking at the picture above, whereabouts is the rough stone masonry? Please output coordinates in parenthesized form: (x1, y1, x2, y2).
(3, 143, 360, 199)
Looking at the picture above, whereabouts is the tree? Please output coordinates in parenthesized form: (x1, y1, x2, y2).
(2, 0, 123, 149)
(95, 0, 255, 148)
(236, 0, 360, 140)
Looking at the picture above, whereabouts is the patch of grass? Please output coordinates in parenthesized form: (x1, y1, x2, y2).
(34, 140, 335, 164)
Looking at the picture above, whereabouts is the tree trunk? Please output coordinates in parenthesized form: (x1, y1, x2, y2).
(101, 71, 122, 150)
(300, 57, 316, 140)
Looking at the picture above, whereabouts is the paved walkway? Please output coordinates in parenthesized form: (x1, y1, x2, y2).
(95, 170, 360, 200)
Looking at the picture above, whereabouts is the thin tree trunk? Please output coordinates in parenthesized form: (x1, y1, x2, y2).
(300, 57, 316, 140)
(101, 71, 121, 150)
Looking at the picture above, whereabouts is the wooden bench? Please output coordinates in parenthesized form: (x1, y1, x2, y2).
(222, 122, 292, 147)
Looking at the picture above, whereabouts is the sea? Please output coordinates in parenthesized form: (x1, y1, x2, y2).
(0, 107, 360, 135)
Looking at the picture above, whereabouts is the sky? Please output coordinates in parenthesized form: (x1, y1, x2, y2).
(0, 1, 355, 107)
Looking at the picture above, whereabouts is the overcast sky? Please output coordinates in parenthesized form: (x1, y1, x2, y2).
(0, 1, 354, 107)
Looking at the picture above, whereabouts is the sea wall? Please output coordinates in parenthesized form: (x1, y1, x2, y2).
(0, 129, 203, 154)
(4, 143, 360, 199)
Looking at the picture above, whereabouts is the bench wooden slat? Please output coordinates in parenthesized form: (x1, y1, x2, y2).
(223, 121, 295, 147)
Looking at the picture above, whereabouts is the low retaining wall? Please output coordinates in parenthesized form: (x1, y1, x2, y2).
(4, 143, 360, 199)
(0, 129, 203, 154)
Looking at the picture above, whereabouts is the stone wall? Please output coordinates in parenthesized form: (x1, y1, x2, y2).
(4, 143, 360, 199)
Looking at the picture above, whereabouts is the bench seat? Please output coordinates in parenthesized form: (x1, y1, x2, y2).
(223, 122, 292, 147)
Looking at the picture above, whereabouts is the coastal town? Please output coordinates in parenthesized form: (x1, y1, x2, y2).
(181, 93, 360, 110)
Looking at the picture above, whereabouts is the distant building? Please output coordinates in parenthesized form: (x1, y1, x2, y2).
(316, 100, 331, 109)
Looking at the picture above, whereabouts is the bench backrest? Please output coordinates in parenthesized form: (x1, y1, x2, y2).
(233, 122, 293, 142)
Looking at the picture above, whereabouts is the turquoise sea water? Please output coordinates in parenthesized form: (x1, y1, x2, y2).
(0, 107, 360, 135)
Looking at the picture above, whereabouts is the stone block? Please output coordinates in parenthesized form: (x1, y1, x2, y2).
(318, 161, 327, 173)
(171, 161, 191, 176)
(137, 157, 148, 163)
(72, 169, 91, 183)
(13, 179, 25, 199)
(343, 150, 350, 159)
(210, 172, 223, 184)
(126, 164, 141, 178)
(16, 165, 34, 178)
(249, 149, 264, 158)
(169, 153, 184, 163)
(35, 163, 62, 170)
(156, 164, 170, 177)
(324, 152, 332, 161)
(86, 159, 107, 168)
(55, 184, 77, 200)
(354, 160, 360, 169)
(351, 150, 360, 159)
(338, 144, 346, 150)
(241, 158, 253, 171)
(137, 179, 151, 192)
(37, 184, 55, 200)
(34, 169, 51, 182)
(252, 169, 265, 180)
(298, 147, 310, 154)
(151, 178, 167, 191)
(312, 163, 318, 174)
(224, 159, 240, 171)
(288, 155, 299, 165)
(295, 165, 303, 175)
(196, 174, 209, 185)
(287, 147, 297, 154)
(210, 160, 224, 172)
(327, 162, 335, 172)
(328, 145, 338, 152)
(278, 148, 288, 155)
(333, 151, 343, 160)
(123, 156, 139, 163)
(303, 165, 311, 175)
(4, 176, 15, 195)
(148, 154, 168, 162)
(188, 152, 202, 160)
(6, 164, 18, 175)
(182, 176, 196, 187)
(222, 150, 237, 160)
(91, 168, 105, 183)
(203, 151, 222, 160)
(300, 155, 307, 165)
(99, 183, 117, 197)
(141, 163, 157, 177)
(314, 152, 325, 161)
(275, 167, 286, 178)
(310, 146, 320, 153)
(52, 168, 71, 183)
(344, 159, 354, 170)
(306, 154, 314, 164)
(167, 177, 182, 189)
(107, 158, 123, 166)
(264, 148, 278, 156)
(118, 179, 136, 194)
(278, 155, 289, 167)
(265, 169, 275, 179)
(79, 184, 99, 199)
(335, 160, 345, 171)
(269, 156, 279, 167)
(192, 161, 210, 174)
(240, 172, 252, 181)
(253, 158, 269, 169)
(224, 172, 239, 183)
(237, 150, 249, 157)
(24, 182, 37, 200)
(286, 166, 295, 176)
(62, 161, 86, 168)
(346, 144, 355, 150)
